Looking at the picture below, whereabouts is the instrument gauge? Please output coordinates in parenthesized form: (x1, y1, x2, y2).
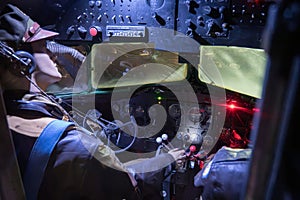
(188, 107, 203, 123)
(168, 104, 181, 119)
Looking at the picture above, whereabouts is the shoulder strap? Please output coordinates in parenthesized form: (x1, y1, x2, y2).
(23, 119, 74, 200)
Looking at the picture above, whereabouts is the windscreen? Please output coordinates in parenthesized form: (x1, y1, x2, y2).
(90, 43, 188, 89)
(198, 45, 267, 98)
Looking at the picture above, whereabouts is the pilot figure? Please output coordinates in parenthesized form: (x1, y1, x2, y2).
(0, 4, 185, 200)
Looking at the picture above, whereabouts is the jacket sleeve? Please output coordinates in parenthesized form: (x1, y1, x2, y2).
(76, 127, 138, 187)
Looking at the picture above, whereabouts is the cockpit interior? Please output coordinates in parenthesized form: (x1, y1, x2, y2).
(1, 0, 299, 199)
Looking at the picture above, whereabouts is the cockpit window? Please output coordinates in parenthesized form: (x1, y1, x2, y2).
(47, 42, 188, 94)
(90, 43, 188, 89)
(47, 44, 266, 98)
(198, 46, 267, 98)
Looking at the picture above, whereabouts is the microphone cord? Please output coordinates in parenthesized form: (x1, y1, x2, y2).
(46, 41, 86, 62)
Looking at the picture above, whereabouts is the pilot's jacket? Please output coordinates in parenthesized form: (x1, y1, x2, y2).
(5, 91, 140, 200)
(194, 146, 252, 200)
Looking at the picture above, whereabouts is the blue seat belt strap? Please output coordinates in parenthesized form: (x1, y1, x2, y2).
(23, 119, 74, 200)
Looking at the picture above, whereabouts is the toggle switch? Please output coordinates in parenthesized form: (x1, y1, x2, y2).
(112, 15, 116, 23)
(119, 15, 124, 23)
(66, 25, 75, 37)
(77, 26, 87, 39)
(152, 12, 166, 26)
(126, 15, 132, 23)
(97, 14, 102, 22)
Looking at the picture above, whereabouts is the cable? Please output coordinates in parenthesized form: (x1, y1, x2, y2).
(23, 73, 75, 123)
(114, 115, 138, 154)
(46, 41, 86, 62)
(0, 41, 36, 76)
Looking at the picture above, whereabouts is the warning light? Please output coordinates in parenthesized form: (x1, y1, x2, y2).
(226, 100, 240, 110)
(89, 26, 101, 37)
(189, 145, 196, 153)
(89, 27, 98, 36)
(228, 103, 236, 109)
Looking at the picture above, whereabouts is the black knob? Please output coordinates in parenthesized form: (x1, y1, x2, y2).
(152, 12, 166, 26)
(186, 19, 197, 30)
(202, 6, 220, 18)
(197, 15, 205, 26)
(186, 28, 194, 37)
(221, 22, 230, 30)
(82, 12, 88, 19)
(186, 0, 199, 14)
(77, 26, 87, 39)
(219, 6, 226, 14)
(89, 1, 95, 8)
(218, 6, 229, 20)
(66, 25, 75, 37)
(95, 1, 102, 8)
(206, 20, 222, 37)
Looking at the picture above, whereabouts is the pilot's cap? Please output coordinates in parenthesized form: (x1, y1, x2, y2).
(0, 4, 59, 46)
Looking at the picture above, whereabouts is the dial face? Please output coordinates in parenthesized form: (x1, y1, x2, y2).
(146, 0, 164, 9)
(188, 107, 203, 123)
(168, 104, 181, 119)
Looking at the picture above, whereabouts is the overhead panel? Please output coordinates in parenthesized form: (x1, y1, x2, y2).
(55, 0, 176, 43)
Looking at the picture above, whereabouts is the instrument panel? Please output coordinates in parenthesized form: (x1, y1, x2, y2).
(68, 84, 253, 154)
(1, 0, 274, 50)
(52, 0, 273, 48)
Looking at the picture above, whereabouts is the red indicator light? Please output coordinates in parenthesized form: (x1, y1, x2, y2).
(89, 27, 98, 36)
(189, 145, 196, 152)
(228, 104, 236, 109)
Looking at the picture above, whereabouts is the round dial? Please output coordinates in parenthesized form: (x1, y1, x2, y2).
(188, 107, 203, 123)
(168, 104, 181, 119)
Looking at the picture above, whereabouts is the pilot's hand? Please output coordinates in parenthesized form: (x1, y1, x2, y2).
(168, 148, 186, 168)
